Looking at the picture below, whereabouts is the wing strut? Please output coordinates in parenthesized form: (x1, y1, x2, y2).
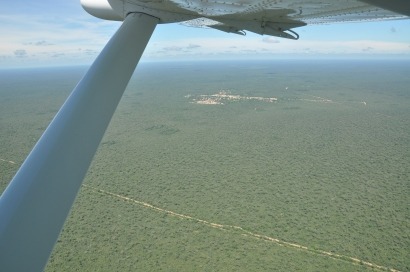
(0, 12, 158, 271)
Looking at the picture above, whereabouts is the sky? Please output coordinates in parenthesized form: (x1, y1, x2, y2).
(1, 0, 410, 68)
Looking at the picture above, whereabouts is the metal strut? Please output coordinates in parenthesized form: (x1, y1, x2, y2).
(0, 12, 158, 272)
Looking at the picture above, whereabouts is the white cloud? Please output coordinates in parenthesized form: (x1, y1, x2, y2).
(144, 36, 410, 61)
(262, 37, 280, 44)
(14, 49, 27, 57)
(163, 46, 184, 52)
(0, 13, 120, 67)
(34, 40, 54, 46)
(187, 44, 201, 49)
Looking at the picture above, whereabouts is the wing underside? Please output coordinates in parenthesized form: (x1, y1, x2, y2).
(178, 0, 406, 39)
(83, 0, 409, 39)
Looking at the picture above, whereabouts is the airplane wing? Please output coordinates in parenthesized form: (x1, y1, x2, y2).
(83, 0, 409, 39)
